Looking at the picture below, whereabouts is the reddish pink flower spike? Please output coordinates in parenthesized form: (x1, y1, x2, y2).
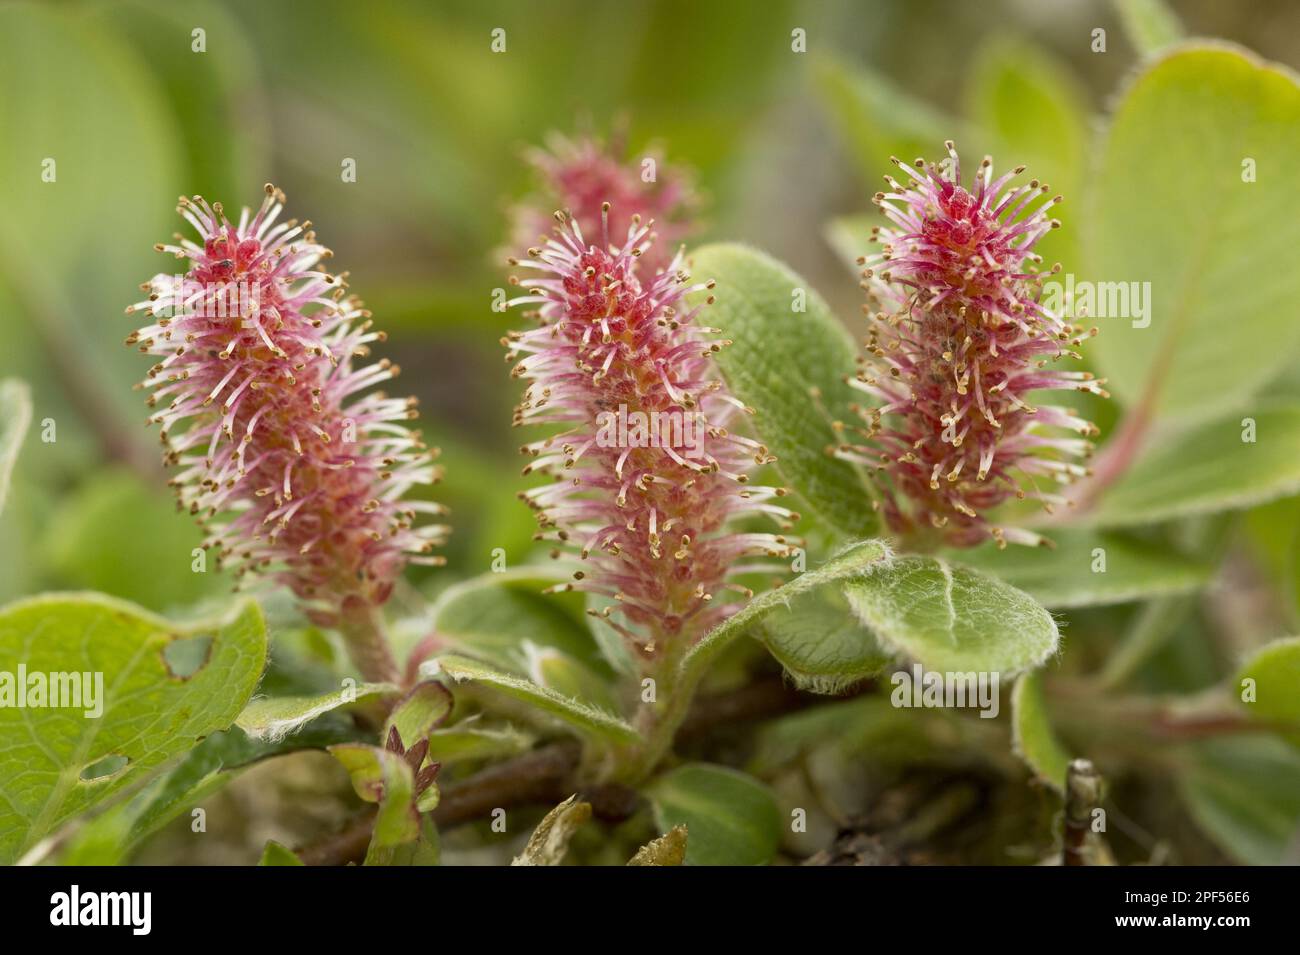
(504, 206, 797, 658)
(508, 132, 698, 275)
(841, 142, 1107, 548)
(126, 185, 447, 624)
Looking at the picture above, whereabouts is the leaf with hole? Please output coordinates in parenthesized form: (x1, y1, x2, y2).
(0, 593, 266, 864)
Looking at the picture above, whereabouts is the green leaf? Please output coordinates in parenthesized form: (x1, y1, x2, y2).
(114, 716, 368, 858)
(0, 378, 31, 516)
(844, 555, 1058, 674)
(328, 743, 419, 865)
(0, 594, 267, 864)
(429, 570, 609, 677)
(680, 539, 891, 686)
(426, 654, 640, 746)
(627, 825, 688, 866)
(1086, 405, 1300, 527)
(259, 840, 305, 866)
(1011, 671, 1071, 793)
(647, 763, 781, 866)
(814, 58, 960, 188)
(236, 682, 399, 742)
(953, 527, 1212, 608)
(1090, 46, 1300, 428)
(523, 643, 619, 713)
(384, 680, 454, 750)
(511, 794, 591, 866)
(424, 724, 534, 765)
(758, 592, 891, 694)
(1111, 0, 1184, 56)
(1179, 736, 1300, 865)
(1236, 637, 1300, 743)
(689, 243, 876, 538)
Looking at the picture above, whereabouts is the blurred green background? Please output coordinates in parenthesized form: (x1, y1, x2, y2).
(3, 0, 1299, 614)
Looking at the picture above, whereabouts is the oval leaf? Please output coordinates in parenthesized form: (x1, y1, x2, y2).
(648, 763, 781, 866)
(844, 555, 1058, 674)
(690, 243, 876, 537)
(759, 595, 891, 694)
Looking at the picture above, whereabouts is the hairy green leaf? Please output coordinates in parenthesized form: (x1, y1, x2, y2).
(844, 556, 1058, 674)
(690, 243, 876, 538)
(759, 593, 890, 694)
(238, 682, 398, 742)
(426, 654, 639, 746)
(430, 570, 609, 677)
(683, 539, 891, 683)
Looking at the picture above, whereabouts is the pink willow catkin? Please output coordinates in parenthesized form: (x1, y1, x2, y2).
(503, 206, 797, 665)
(507, 132, 697, 275)
(126, 185, 446, 627)
(839, 142, 1107, 548)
